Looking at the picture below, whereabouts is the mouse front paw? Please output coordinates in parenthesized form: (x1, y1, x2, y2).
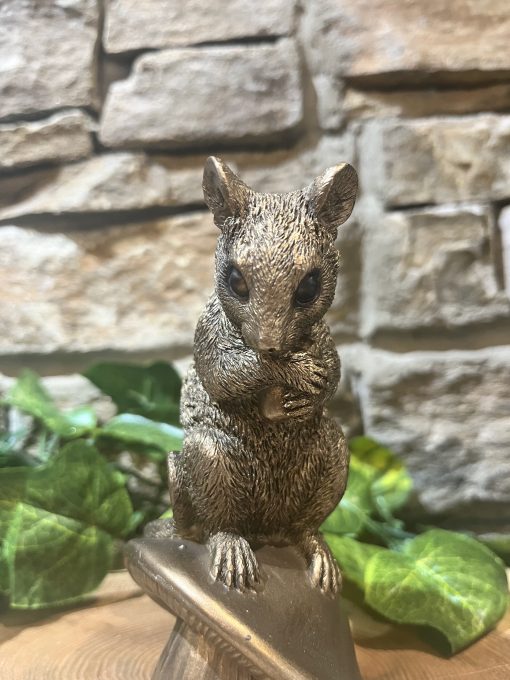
(208, 532, 260, 591)
(282, 389, 319, 420)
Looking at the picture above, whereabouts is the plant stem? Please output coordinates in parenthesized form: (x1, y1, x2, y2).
(113, 462, 166, 489)
(364, 516, 416, 550)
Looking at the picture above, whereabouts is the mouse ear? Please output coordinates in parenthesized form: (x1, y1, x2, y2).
(203, 156, 251, 229)
(307, 163, 358, 233)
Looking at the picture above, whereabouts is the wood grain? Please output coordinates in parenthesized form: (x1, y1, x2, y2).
(356, 606, 510, 680)
(1, 571, 509, 680)
(0, 572, 173, 680)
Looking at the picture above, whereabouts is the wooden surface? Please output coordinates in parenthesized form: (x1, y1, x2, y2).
(1, 570, 509, 680)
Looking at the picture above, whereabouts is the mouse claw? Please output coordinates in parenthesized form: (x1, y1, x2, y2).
(207, 532, 259, 591)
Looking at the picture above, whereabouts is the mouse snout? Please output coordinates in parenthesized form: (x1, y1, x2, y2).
(242, 325, 284, 354)
(254, 335, 284, 354)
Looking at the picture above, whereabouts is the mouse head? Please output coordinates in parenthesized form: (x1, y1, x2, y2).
(203, 156, 357, 355)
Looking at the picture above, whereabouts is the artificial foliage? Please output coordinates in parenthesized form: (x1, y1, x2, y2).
(0, 364, 507, 653)
(323, 438, 509, 653)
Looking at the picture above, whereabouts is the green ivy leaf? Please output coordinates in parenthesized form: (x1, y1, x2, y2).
(0, 441, 133, 608)
(325, 533, 384, 589)
(364, 529, 509, 653)
(26, 441, 133, 537)
(99, 414, 183, 453)
(350, 436, 413, 518)
(476, 533, 510, 566)
(83, 361, 181, 425)
(4, 505, 113, 609)
(65, 406, 97, 432)
(321, 458, 376, 537)
(0, 466, 29, 594)
(5, 371, 96, 438)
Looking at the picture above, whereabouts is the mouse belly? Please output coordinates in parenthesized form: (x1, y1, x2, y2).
(225, 420, 328, 536)
(179, 363, 337, 537)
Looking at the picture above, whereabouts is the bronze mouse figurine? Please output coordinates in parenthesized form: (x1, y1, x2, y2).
(163, 157, 358, 595)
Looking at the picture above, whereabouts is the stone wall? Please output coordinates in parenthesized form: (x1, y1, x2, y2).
(1, 0, 509, 531)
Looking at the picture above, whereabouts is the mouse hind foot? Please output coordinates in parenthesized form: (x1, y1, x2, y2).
(208, 531, 260, 592)
(300, 531, 341, 596)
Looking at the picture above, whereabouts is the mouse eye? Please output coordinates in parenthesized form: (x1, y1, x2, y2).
(227, 266, 249, 301)
(295, 269, 321, 306)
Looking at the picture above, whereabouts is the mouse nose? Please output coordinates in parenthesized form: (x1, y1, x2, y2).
(260, 344, 279, 355)
(257, 338, 279, 353)
(243, 326, 283, 353)
(255, 328, 284, 353)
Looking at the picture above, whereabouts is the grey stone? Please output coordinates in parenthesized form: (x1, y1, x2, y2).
(361, 115, 510, 207)
(300, 1, 349, 131)
(330, 344, 363, 439)
(362, 204, 510, 336)
(302, 0, 510, 128)
(327, 218, 361, 339)
(99, 40, 303, 149)
(0, 0, 98, 120)
(343, 85, 510, 120)
(0, 214, 217, 354)
(0, 134, 361, 341)
(0, 133, 356, 221)
(104, 0, 296, 53)
(0, 153, 205, 220)
(236, 133, 357, 194)
(499, 206, 510, 296)
(344, 345, 510, 516)
(0, 111, 94, 171)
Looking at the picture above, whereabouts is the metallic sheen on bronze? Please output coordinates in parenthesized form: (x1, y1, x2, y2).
(126, 157, 361, 679)
(166, 156, 358, 595)
(125, 537, 362, 680)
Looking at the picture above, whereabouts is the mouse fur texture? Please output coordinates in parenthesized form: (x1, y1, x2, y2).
(163, 156, 358, 595)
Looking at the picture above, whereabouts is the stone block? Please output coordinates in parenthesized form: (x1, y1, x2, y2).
(236, 133, 357, 194)
(327, 218, 361, 339)
(0, 0, 98, 120)
(362, 116, 510, 207)
(99, 40, 303, 149)
(343, 85, 510, 121)
(362, 204, 510, 336)
(499, 206, 510, 296)
(0, 214, 217, 354)
(329, 344, 363, 438)
(302, 0, 510, 127)
(344, 345, 510, 516)
(0, 133, 356, 221)
(0, 153, 205, 220)
(0, 111, 94, 171)
(104, 0, 295, 53)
